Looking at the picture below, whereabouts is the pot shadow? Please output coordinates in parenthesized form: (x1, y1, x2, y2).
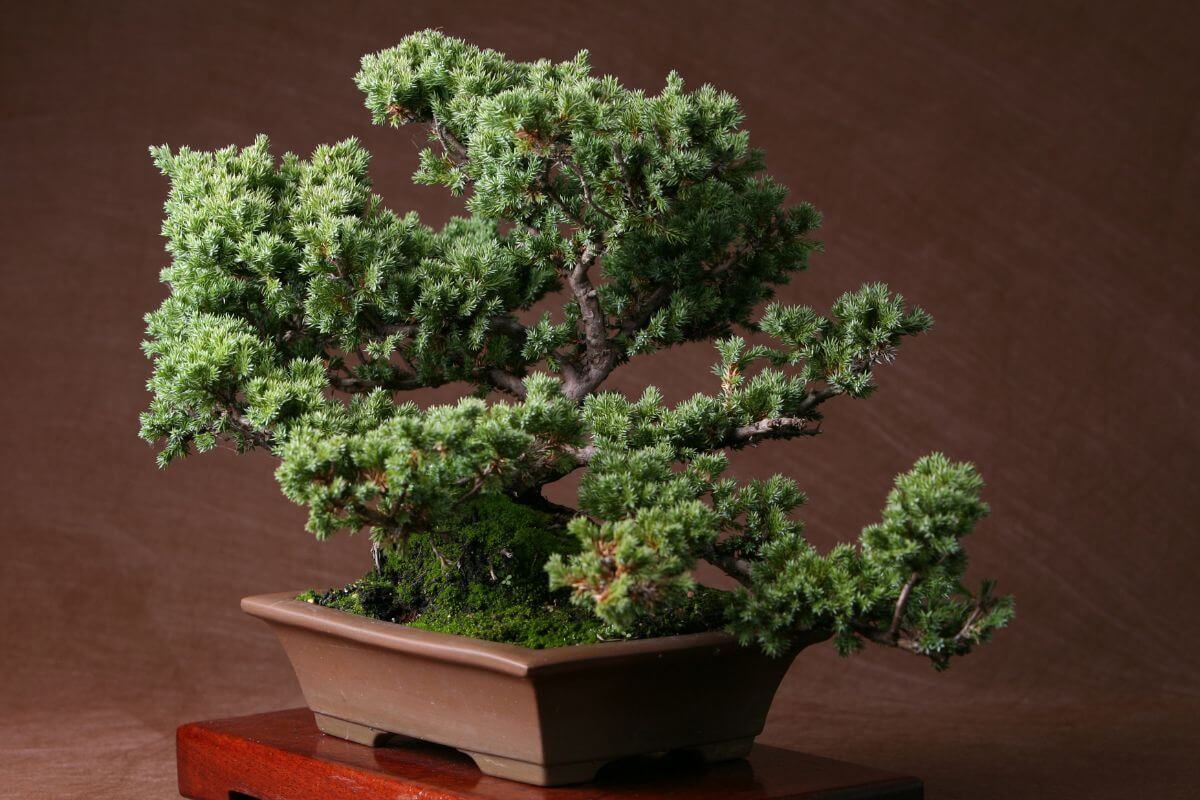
(594, 749, 761, 789)
(355, 735, 764, 795)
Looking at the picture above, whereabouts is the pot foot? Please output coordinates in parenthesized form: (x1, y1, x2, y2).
(689, 736, 756, 762)
(461, 750, 606, 786)
(313, 712, 408, 747)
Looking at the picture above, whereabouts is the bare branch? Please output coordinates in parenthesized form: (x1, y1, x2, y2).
(716, 387, 841, 449)
(561, 442, 597, 465)
(852, 620, 923, 654)
(953, 604, 986, 645)
(488, 315, 529, 339)
(886, 571, 920, 642)
(431, 118, 468, 162)
(797, 385, 842, 415)
(486, 369, 527, 398)
(221, 405, 273, 450)
(728, 416, 821, 448)
(709, 551, 755, 588)
(951, 590, 1002, 647)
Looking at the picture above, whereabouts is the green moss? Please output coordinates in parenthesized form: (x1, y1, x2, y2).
(301, 495, 605, 647)
(300, 494, 725, 648)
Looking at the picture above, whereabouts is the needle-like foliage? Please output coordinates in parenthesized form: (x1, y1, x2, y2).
(141, 30, 1012, 663)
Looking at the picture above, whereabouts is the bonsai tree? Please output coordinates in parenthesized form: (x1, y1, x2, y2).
(141, 30, 1012, 668)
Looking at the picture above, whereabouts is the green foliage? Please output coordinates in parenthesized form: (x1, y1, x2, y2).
(141, 30, 1012, 665)
(547, 445, 725, 628)
(140, 135, 557, 467)
(356, 30, 821, 366)
(141, 313, 276, 464)
(274, 375, 583, 541)
(723, 455, 1014, 667)
(759, 283, 933, 397)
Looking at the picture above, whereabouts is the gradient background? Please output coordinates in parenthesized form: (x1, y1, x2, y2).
(3, 1, 1198, 797)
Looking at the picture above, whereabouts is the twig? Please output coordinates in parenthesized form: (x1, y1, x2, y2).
(558, 156, 619, 225)
(432, 119, 468, 162)
(952, 599, 989, 645)
(220, 403, 273, 450)
(887, 572, 920, 642)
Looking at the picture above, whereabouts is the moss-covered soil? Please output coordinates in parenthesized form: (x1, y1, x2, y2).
(299, 495, 725, 648)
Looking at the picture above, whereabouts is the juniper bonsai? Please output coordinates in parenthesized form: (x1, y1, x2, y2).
(141, 30, 1012, 668)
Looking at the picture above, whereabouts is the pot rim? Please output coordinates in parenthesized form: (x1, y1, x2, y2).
(242, 591, 740, 678)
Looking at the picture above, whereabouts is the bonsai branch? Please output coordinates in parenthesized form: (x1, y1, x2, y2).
(951, 591, 1002, 646)
(729, 416, 821, 448)
(219, 401, 273, 450)
(708, 551, 755, 587)
(431, 118, 468, 162)
(556, 155, 619, 225)
(562, 442, 597, 465)
(954, 604, 985, 645)
(726, 387, 841, 448)
(562, 245, 617, 401)
(887, 571, 920, 642)
(486, 369, 528, 398)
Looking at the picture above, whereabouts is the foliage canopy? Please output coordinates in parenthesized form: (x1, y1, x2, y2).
(142, 30, 1012, 666)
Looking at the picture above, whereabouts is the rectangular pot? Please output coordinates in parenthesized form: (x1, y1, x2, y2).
(242, 591, 798, 786)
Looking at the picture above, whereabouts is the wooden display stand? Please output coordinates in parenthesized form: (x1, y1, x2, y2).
(177, 708, 922, 800)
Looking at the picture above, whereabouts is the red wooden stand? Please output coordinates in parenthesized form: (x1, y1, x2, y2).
(177, 708, 922, 800)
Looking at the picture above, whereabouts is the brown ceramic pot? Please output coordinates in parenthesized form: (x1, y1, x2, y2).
(242, 591, 802, 786)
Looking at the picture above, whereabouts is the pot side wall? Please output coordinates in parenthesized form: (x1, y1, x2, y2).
(249, 595, 801, 782)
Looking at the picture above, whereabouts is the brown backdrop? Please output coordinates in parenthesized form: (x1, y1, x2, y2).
(3, 1, 1198, 797)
